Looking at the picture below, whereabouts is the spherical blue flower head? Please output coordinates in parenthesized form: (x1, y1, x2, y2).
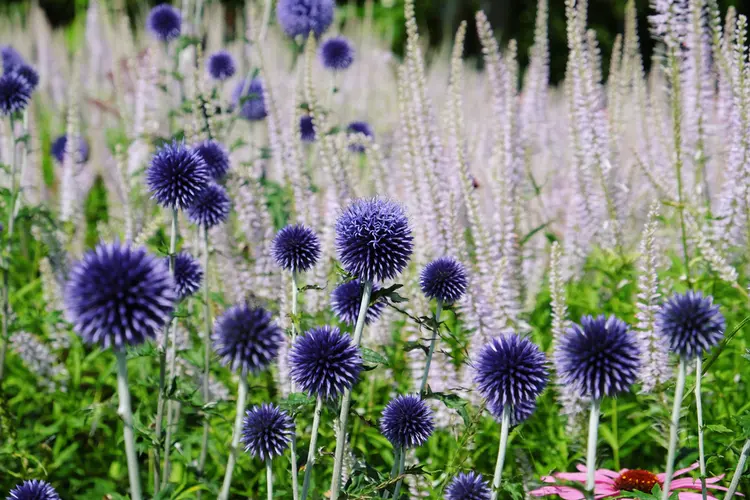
(347, 121, 374, 153)
(169, 251, 203, 300)
(474, 334, 548, 407)
(64, 241, 176, 350)
(0, 72, 32, 116)
(241, 403, 293, 461)
(146, 141, 209, 210)
(445, 472, 491, 500)
(419, 257, 468, 304)
(193, 140, 230, 180)
(206, 50, 236, 81)
(300, 115, 316, 143)
(320, 36, 355, 71)
(656, 291, 725, 359)
(147, 4, 182, 42)
(7, 479, 60, 500)
(271, 224, 321, 272)
(276, 0, 335, 39)
(330, 280, 385, 326)
(335, 198, 413, 282)
(1, 45, 25, 72)
(232, 78, 267, 121)
(289, 326, 363, 399)
(50, 135, 90, 164)
(211, 304, 283, 375)
(380, 394, 434, 449)
(15, 65, 39, 91)
(488, 399, 536, 427)
(187, 182, 230, 228)
(555, 315, 640, 400)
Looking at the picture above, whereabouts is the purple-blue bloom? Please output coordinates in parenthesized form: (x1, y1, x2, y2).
(656, 291, 725, 359)
(330, 280, 385, 326)
(271, 224, 321, 272)
(187, 182, 230, 228)
(64, 241, 175, 350)
(15, 65, 39, 91)
(1, 45, 25, 72)
(445, 471, 491, 500)
(211, 304, 283, 375)
(146, 141, 209, 210)
(555, 315, 640, 400)
(289, 326, 362, 399)
(7, 479, 60, 500)
(241, 403, 294, 461)
(0, 72, 32, 116)
(276, 0, 334, 39)
(319, 36, 355, 71)
(232, 78, 267, 121)
(50, 135, 90, 164)
(419, 257, 468, 304)
(488, 399, 537, 427)
(192, 139, 230, 180)
(147, 4, 182, 42)
(170, 251, 203, 300)
(335, 198, 413, 282)
(300, 115, 316, 143)
(206, 50, 236, 81)
(346, 121, 373, 153)
(380, 394, 434, 449)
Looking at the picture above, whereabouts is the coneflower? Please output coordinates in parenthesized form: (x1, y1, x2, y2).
(241, 404, 294, 499)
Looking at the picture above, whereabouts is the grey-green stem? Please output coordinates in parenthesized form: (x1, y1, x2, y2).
(301, 396, 324, 500)
(695, 357, 707, 500)
(586, 399, 601, 496)
(218, 376, 249, 500)
(115, 350, 143, 500)
(392, 447, 406, 499)
(289, 271, 300, 500)
(662, 358, 687, 500)
(725, 438, 750, 499)
(266, 459, 274, 500)
(382, 447, 402, 498)
(198, 226, 212, 476)
(419, 299, 443, 396)
(491, 404, 511, 500)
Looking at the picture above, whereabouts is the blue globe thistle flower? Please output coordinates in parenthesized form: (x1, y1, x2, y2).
(64, 241, 176, 350)
(50, 135, 90, 165)
(555, 315, 640, 400)
(335, 198, 413, 282)
(289, 326, 362, 399)
(170, 251, 203, 300)
(7, 480, 60, 500)
(445, 472, 491, 500)
(656, 291, 725, 359)
(0, 72, 32, 116)
(271, 224, 321, 272)
(276, 0, 334, 39)
(193, 140, 230, 180)
(187, 182, 230, 228)
(346, 121, 373, 153)
(488, 399, 537, 427)
(241, 403, 294, 461)
(211, 304, 283, 375)
(300, 115, 316, 143)
(146, 141, 209, 210)
(474, 334, 548, 407)
(380, 394, 434, 449)
(319, 36, 355, 71)
(147, 4, 182, 42)
(16, 65, 39, 91)
(206, 50, 236, 81)
(232, 78, 267, 121)
(1, 45, 25, 72)
(330, 280, 385, 326)
(419, 257, 468, 304)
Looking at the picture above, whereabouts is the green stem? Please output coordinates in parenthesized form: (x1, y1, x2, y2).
(612, 398, 620, 470)
(115, 350, 143, 500)
(289, 271, 300, 500)
(663, 358, 687, 500)
(198, 226, 212, 477)
(301, 396, 324, 500)
(695, 357, 707, 500)
(218, 377, 249, 500)
(491, 405, 511, 500)
(392, 447, 406, 499)
(0, 113, 19, 383)
(586, 399, 601, 495)
(725, 438, 750, 499)
(267, 459, 274, 500)
(382, 447, 402, 498)
(418, 299, 443, 396)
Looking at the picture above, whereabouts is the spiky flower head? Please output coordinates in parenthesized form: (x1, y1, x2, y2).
(16, 65, 39, 90)
(0, 72, 32, 116)
(380, 394, 434, 449)
(474, 334, 548, 407)
(656, 291, 725, 359)
(1, 45, 24, 71)
(289, 326, 363, 399)
(271, 224, 321, 272)
(147, 4, 182, 42)
(187, 183, 231, 228)
(445, 472, 491, 500)
(211, 304, 283, 375)
(241, 403, 294, 461)
(555, 315, 640, 400)
(193, 140, 230, 180)
(320, 36, 355, 71)
(330, 280, 385, 326)
(206, 50, 236, 81)
(50, 135, 90, 165)
(346, 121, 374, 153)
(170, 251, 203, 300)
(335, 198, 413, 282)
(7, 480, 60, 500)
(488, 399, 537, 427)
(276, 0, 334, 39)
(300, 115, 316, 143)
(146, 141, 209, 210)
(232, 78, 267, 121)
(419, 257, 468, 304)
(64, 241, 175, 350)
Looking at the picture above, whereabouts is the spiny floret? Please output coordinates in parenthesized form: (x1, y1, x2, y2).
(64, 241, 175, 350)
(211, 304, 283, 375)
(335, 198, 413, 282)
(1, 45, 25, 71)
(276, 0, 334, 39)
(241, 403, 294, 461)
(7, 479, 61, 500)
(271, 224, 322, 272)
(300, 115, 316, 142)
(320, 36, 355, 71)
(289, 326, 363, 399)
(330, 280, 385, 326)
(146, 141, 209, 210)
(51, 135, 90, 164)
(656, 291, 725, 359)
(419, 257, 468, 304)
(474, 334, 548, 407)
(206, 50, 236, 81)
(0, 71, 32, 116)
(232, 78, 267, 121)
(445, 471, 491, 500)
(555, 315, 640, 400)
(187, 183, 231, 228)
(346, 121, 374, 153)
(170, 251, 203, 300)
(16, 64, 39, 90)
(147, 4, 182, 42)
(379, 394, 434, 449)
(488, 399, 537, 427)
(192, 140, 231, 180)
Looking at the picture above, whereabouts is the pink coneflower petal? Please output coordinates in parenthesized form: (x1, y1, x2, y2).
(657, 462, 700, 481)
(529, 486, 586, 499)
(676, 493, 721, 500)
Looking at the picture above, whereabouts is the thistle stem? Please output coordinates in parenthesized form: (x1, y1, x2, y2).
(418, 299, 443, 396)
(392, 447, 406, 500)
(115, 350, 143, 500)
(198, 226, 212, 478)
(218, 377, 249, 500)
(695, 357, 707, 500)
(725, 438, 750, 499)
(301, 396, 324, 500)
(586, 399, 601, 496)
(491, 404, 511, 500)
(663, 358, 687, 499)
(330, 280, 373, 500)
(382, 447, 402, 498)
(267, 459, 274, 500)
(289, 271, 300, 500)
(612, 398, 620, 470)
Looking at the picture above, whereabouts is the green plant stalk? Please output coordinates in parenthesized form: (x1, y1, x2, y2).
(392, 447, 406, 500)
(218, 377, 249, 500)
(612, 398, 620, 470)
(266, 459, 274, 500)
(289, 271, 300, 500)
(418, 299, 443, 395)
(115, 350, 143, 500)
(198, 226, 212, 477)
(491, 405, 512, 500)
(662, 358, 687, 500)
(301, 396, 323, 500)
(383, 447, 402, 498)
(586, 399, 601, 496)
(329, 280, 373, 500)
(695, 357, 707, 500)
(725, 438, 750, 499)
